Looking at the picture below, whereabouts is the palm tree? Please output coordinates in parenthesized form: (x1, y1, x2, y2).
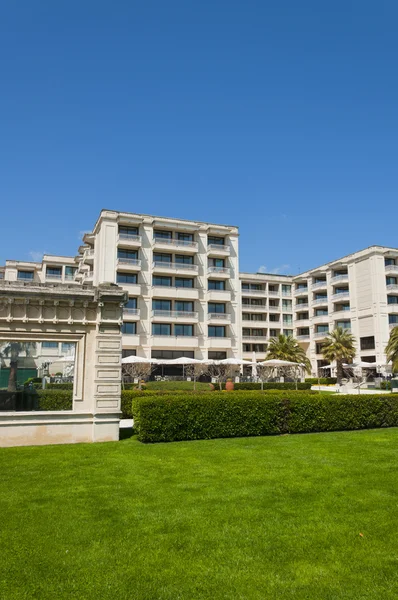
(266, 334, 311, 373)
(321, 327, 356, 384)
(0, 342, 37, 392)
(386, 326, 398, 373)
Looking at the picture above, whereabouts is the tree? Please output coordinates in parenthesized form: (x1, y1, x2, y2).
(185, 362, 209, 391)
(207, 363, 238, 391)
(0, 342, 37, 392)
(266, 334, 311, 373)
(321, 327, 356, 384)
(386, 326, 398, 374)
(122, 362, 155, 390)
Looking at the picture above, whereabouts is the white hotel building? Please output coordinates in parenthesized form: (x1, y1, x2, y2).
(1, 209, 397, 374)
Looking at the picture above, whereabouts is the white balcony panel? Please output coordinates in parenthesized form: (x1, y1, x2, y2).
(122, 334, 141, 346)
(294, 288, 309, 296)
(385, 264, 398, 274)
(151, 335, 199, 348)
(313, 331, 329, 339)
(241, 304, 267, 312)
(153, 238, 199, 253)
(312, 314, 330, 324)
(207, 337, 232, 348)
(117, 234, 142, 247)
(151, 310, 198, 323)
(117, 258, 141, 271)
(295, 319, 310, 327)
(207, 244, 230, 257)
(268, 291, 280, 297)
(295, 303, 309, 310)
(207, 266, 230, 278)
(330, 274, 348, 284)
(152, 261, 199, 275)
(331, 292, 349, 301)
(312, 281, 327, 290)
(207, 289, 232, 302)
(296, 334, 310, 341)
(152, 286, 199, 300)
(242, 336, 268, 342)
(123, 308, 140, 320)
(208, 313, 231, 323)
(313, 297, 329, 305)
(241, 288, 266, 297)
(386, 284, 398, 293)
(121, 283, 142, 296)
(388, 305, 398, 314)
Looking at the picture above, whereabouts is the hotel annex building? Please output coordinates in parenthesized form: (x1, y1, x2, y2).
(1, 209, 397, 375)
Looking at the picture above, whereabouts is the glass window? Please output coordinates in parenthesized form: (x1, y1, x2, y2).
(117, 272, 138, 284)
(315, 294, 328, 300)
(122, 349, 137, 358)
(175, 255, 193, 264)
(386, 277, 397, 285)
(42, 341, 58, 348)
(282, 300, 292, 310)
(336, 321, 351, 329)
(282, 285, 291, 294)
(119, 225, 138, 236)
(153, 253, 172, 263)
(208, 236, 225, 246)
(65, 266, 77, 278)
(334, 287, 348, 294)
(315, 308, 328, 316)
(152, 323, 171, 336)
(152, 299, 171, 311)
(208, 303, 226, 313)
(175, 301, 193, 312)
(269, 329, 278, 337)
(208, 326, 226, 337)
(316, 325, 329, 333)
(389, 315, 398, 324)
(208, 351, 227, 360)
(387, 296, 398, 304)
(283, 315, 293, 325)
(175, 324, 194, 336)
(209, 258, 225, 268)
(360, 336, 375, 350)
(118, 249, 138, 259)
(208, 280, 225, 290)
(126, 298, 137, 309)
(385, 258, 396, 266)
(177, 232, 193, 242)
(175, 278, 194, 288)
(152, 350, 194, 359)
(46, 266, 62, 276)
(121, 322, 137, 334)
(296, 283, 307, 290)
(154, 230, 172, 239)
(61, 342, 75, 354)
(283, 330, 293, 336)
(153, 276, 172, 287)
(17, 270, 34, 280)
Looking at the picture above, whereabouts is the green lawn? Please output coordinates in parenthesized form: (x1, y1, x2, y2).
(1, 430, 398, 600)
(140, 380, 213, 391)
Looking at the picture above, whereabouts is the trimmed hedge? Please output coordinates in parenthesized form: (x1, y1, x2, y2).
(305, 377, 337, 385)
(46, 383, 74, 390)
(132, 391, 398, 443)
(36, 389, 73, 411)
(227, 382, 311, 390)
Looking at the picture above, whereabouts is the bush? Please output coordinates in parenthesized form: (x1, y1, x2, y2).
(305, 377, 337, 385)
(120, 389, 214, 419)
(133, 391, 398, 443)
(380, 381, 392, 391)
(46, 383, 74, 390)
(23, 377, 42, 386)
(229, 382, 311, 390)
(36, 389, 73, 411)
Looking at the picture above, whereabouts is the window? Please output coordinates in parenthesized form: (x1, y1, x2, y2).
(209, 258, 225, 268)
(122, 322, 136, 334)
(269, 300, 279, 308)
(117, 272, 138, 284)
(315, 308, 328, 316)
(298, 328, 310, 336)
(175, 255, 193, 265)
(269, 285, 279, 292)
(208, 280, 225, 290)
(175, 324, 194, 336)
(283, 330, 293, 336)
(282, 300, 292, 310)
(154, 230, 172, 239)
(42, 341, 58, 349)
(335, 303, 350, 312)
(269, 329, 279, 337)
(243, 343, 251, 352)
(46, 266, 62, 278)
(389, 315, 398, 324)
(334, 287, 348, 295)
(152, 299, 171, 311)
(208, 303, 226, 313)
(297, 298, 308, 305)
(336, 321, 351, 329)
(385, 258, 396, 266)
(175, 278, 194, 288)
(61, 342, 75, 354)
(282, 285, 291, 295)
(316, 325, 329, 333)
(17, 270, 34, 280)
(119, 225, 138, 236)
(208, 326, 226, 337)
(126, 298, 137, 309)
(297, 312, 309, 320)
(252, 344, 266, 352)
(118, 249, 138, 259)
(177, 232, 193, 242)
(315, 294, 328, 300)
(296, 283, 307, 290)
(175, 301, 193, 312)
(250, 314, 264, 321)
(65, 266, 77, 279)
(208, 236, 224, 246)
(315, 343, 324, 354)
(152, 323, 171, 336)
(360, 336, 375, 351)
(386, 277, 397, 285)
(153, 276, 172, 287)
(122, 349, 137, 358)
(314, 278, 326, 284)
(387, 296, 398, 304)
(152, 350, 194, 359)
(208, 351, 227, 360)
(269, 314, 279, 322)
(283, 315, 293, 326)
(153, 253, 172, 263)
(0, 272, 4, 279)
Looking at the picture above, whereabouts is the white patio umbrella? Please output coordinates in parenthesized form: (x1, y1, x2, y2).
(167, 356, 205, 377)
(57, 355, 75, 363)
(343, 361, 377, 369)
(218, 358, 252, 365)
(258, 359, 300, 367)
(121, 356, 158, 364)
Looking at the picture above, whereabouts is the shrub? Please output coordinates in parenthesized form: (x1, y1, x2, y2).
(36, 389, 73, 411)
(229, 382, 311, 391)
(380, 381, 392, 391)
(133, 391, 398, 443)
(305, 377, 337, 385)
(23, 377, 42, 386)
(46, 383, 74, 390)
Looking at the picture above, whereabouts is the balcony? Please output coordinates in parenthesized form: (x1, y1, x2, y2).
(295, 303, 309, 310)
(313, 297, 328, 305)
(386, 284, 398, 293)
(330, 274, 348, 284)
(295, 319, 310, 327)
(296, 334, 310, 341)
(388, 305, 398, 314)
(389, 322, 398, 329)
(123, 308, 140, 320)
(268, 305, 281, 312)
(152, 261, 199, 275)
(118, 233, 142, 247)
(208, 312, 231, 323)
(294, 287, 308, 296)
(241, 288, 266, 297)
(117, 258, 142, 271)
(207, 266, 230, 278)
(385, 264, 398, 274)
(207, 289, 232, 302)
(313, 330, 329, 339)
(46, 273, 63, 281)
(153, 237, 199, 253)
(242, 304, 267, 312)
(84, 271, 94, 283)
(312, 281, 327, 290)
(121, 282, 141, 296)
(151, 335, 199, 348)
(332, 308, 351, 317)
(242, 335, 268, 342)
(152, 286, 199, 300)
(331, 292, 349, 301)
(122, 334, 141, 346)
(207, 337, 232, 349)
(313, 314, 329, 324)
(207, 244, 230, 257)
(268, 290, 280, 297)
(152, 310, 198, 323)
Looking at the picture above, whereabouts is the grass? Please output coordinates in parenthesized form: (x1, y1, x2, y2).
(140, 380, 213, 391)
(1, 430, 398, 599)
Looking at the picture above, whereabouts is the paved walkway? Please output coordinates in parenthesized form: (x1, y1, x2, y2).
(311, 385, 391, 395)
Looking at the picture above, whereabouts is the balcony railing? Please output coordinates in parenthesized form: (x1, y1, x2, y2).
(46, 273, 62, 280)
(152, 310, 198, 319)
(386, 284, 398, 292)
(389, 322, 398, 329)
(207, 243, 229, 253)
(314, 331, 329, 338)
(241, 288, 266, 295)
(385, 264, 398, 273)
(331, 292, 349, 301)
(208, 266, 230, 275)
(330, 274, 348, 284)
(242, 304, 267, 311)
(268, 291, 280, 297)
(117, 258, 141, 267)
(84, 249, 94, 258)
(295, 303, 309, 310)
(124, 308, 140, 316)
(313, 297, 328, 305)
(268, 305, 281, 312)
(294, 287, 308, 296)
(153, 237, 198, 250)
(208, 312, 231, 320)
(153, 261, 198, 272)
(242, 335, 268, 341)
(312, 281, 327, 290)
(118, 233, 142, 243)
(296, 334, 310, 341)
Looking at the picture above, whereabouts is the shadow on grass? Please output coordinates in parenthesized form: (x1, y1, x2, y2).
(119, 427, 135, 441)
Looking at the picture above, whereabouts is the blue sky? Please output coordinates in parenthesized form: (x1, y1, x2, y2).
(1, 1, 397, 274)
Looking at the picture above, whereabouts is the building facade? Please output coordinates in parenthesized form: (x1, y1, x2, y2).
(1, 210, 397, 375)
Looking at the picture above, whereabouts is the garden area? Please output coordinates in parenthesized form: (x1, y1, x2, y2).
(1, 428, 398, 599)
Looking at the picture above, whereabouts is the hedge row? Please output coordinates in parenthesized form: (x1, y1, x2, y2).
(305, 377, 337, 385)
(46, 383, 74, 390)
(228, 382, 311, 390)
(132, 391, 398, 443)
